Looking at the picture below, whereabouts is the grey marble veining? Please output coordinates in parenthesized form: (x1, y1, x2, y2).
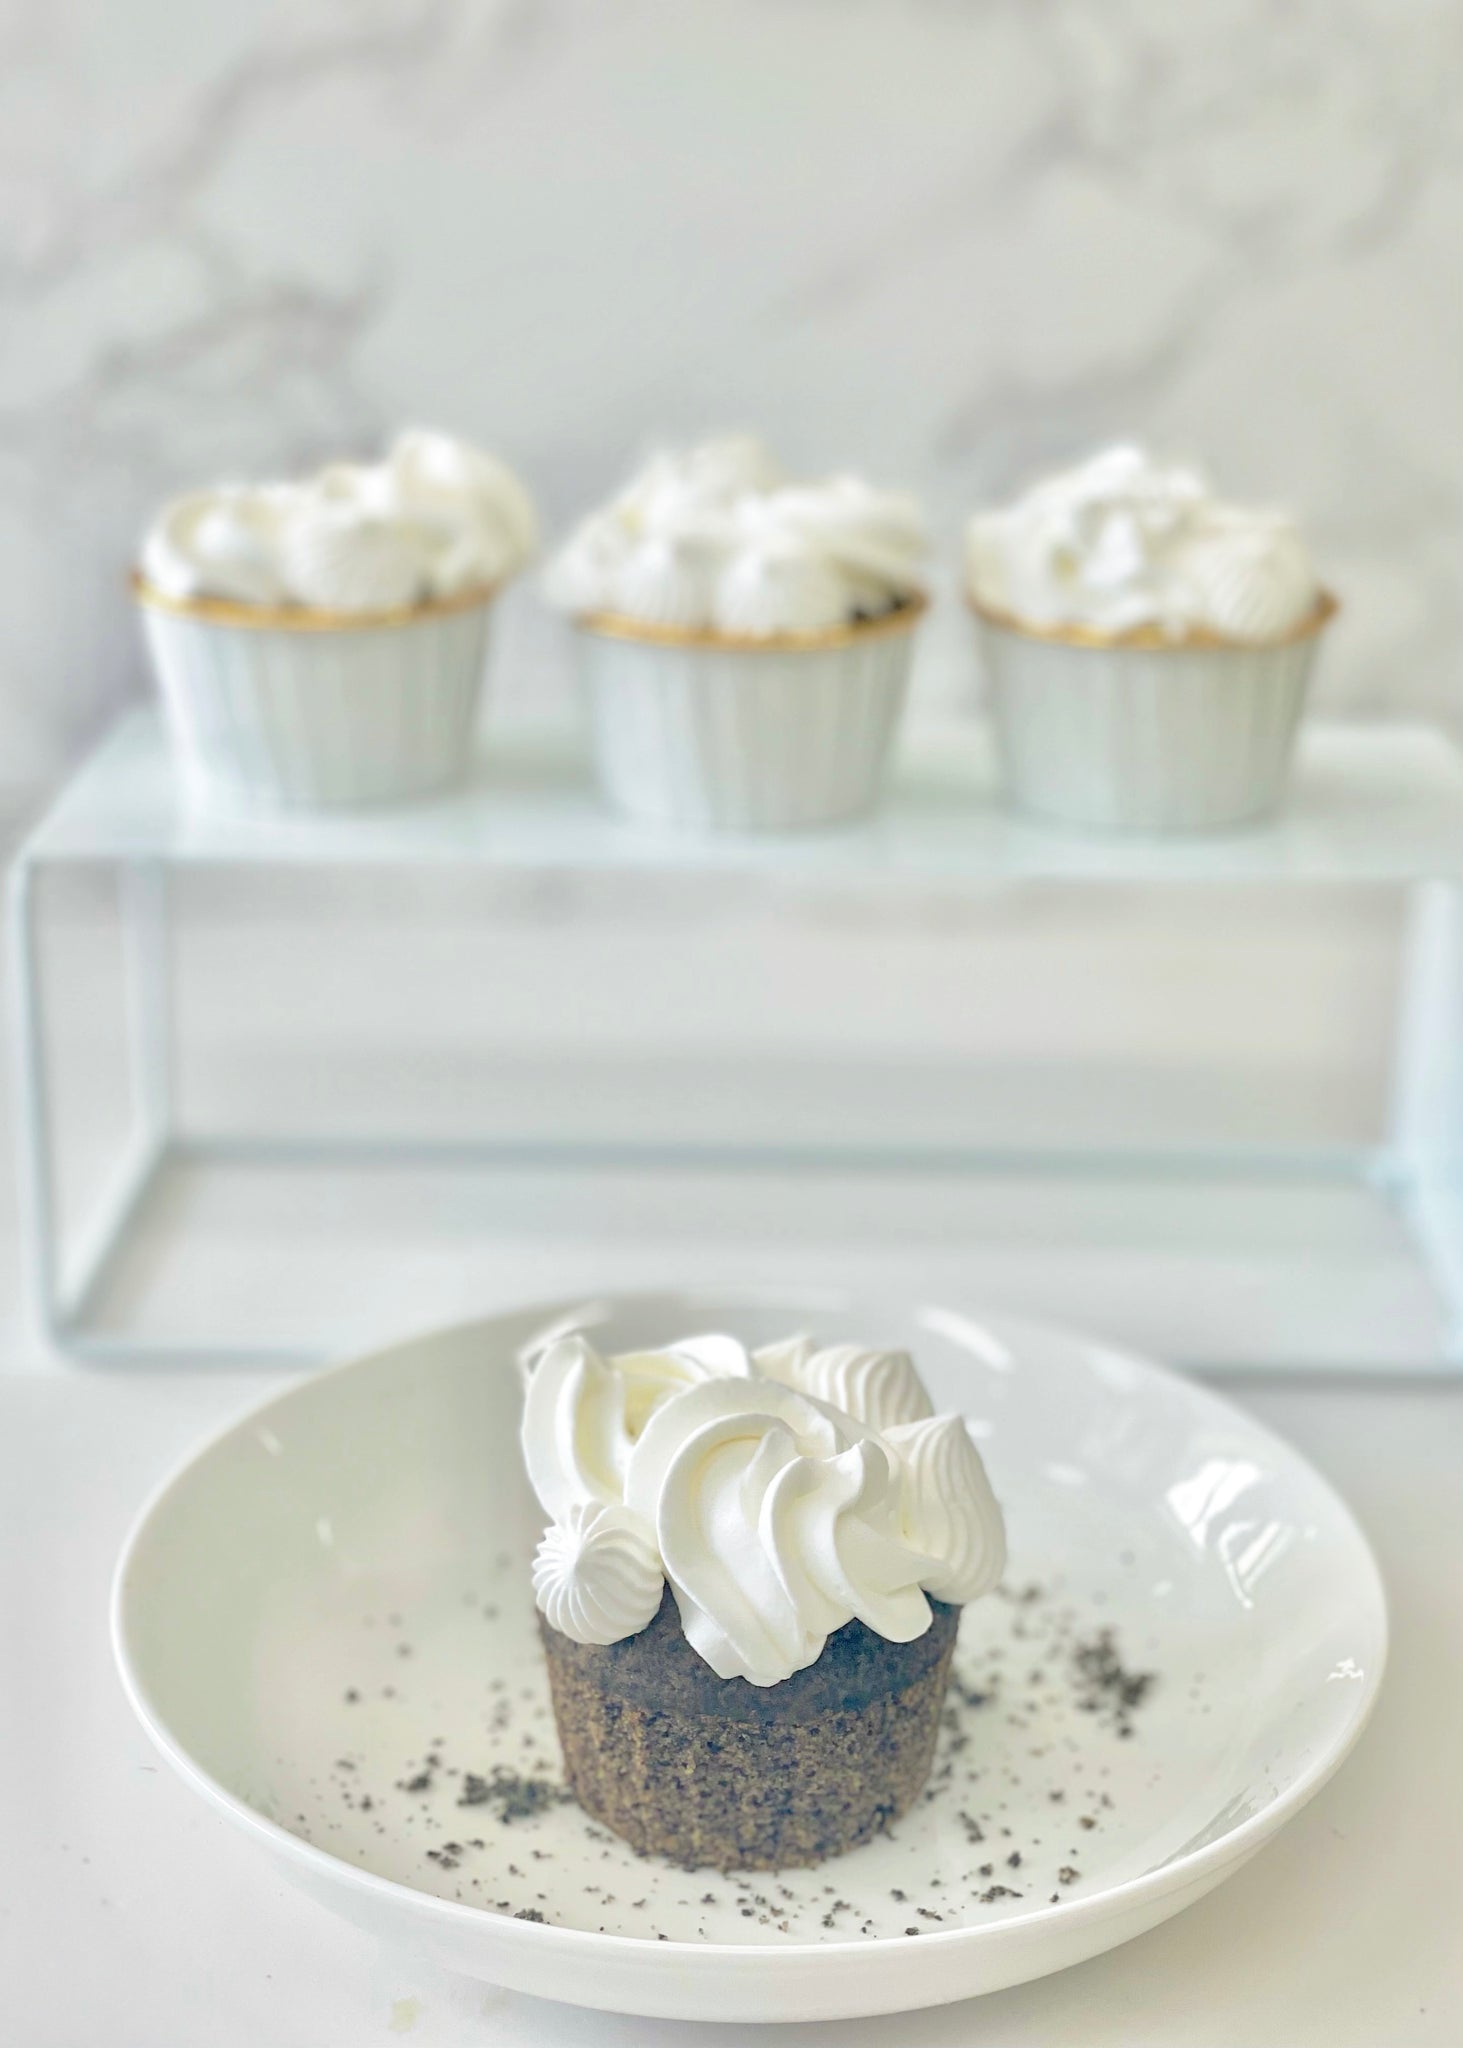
(2, 0, 1461, 792)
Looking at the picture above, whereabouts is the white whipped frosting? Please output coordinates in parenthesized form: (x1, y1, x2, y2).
(141, 429, 537, 614)
(522, 1330, 1005, 1687)
(966, 444, 1320, 643)
(544, 436, 928, 637)
(531, 1501, 664, 1646)
(754, 1336, 933, 1432)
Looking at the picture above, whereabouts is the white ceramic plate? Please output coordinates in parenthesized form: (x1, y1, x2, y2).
(113, 1291, 1386, 2024)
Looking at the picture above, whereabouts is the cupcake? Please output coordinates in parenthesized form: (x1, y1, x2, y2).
(522, 1328, 1005, 1870)
(966, 444, 1336, 832)
(545, 436, 929, 832)
(135, 429, 537, 810)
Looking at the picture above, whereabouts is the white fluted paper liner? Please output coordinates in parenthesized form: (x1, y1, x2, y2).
(139, 594, 495, 810)
(975, 616, 1327, 833)
(575, 617, 919, 832)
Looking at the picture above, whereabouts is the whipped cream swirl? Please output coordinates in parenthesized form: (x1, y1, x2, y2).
(522, 1329, 1005, 1686)
(966, 444, 1320, 644)
(754, 1336, 932, 1432)
(544, 436, 928, 638)
(141, 429, 537, 615)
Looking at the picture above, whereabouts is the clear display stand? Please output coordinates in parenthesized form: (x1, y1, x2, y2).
(10, 707, 1463, 1369)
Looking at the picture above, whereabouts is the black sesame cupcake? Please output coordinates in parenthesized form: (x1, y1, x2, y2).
(135, 429, 537, 810)
(965, 444, 1335, 832)
(521, 1332, 1005, 1870)
(543, 436, 930, 832)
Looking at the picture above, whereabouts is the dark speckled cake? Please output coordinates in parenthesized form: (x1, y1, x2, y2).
(541, 1590, 960, 1869)
(520, 1328, 1006, 1872)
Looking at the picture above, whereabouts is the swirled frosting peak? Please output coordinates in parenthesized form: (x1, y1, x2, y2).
(544, 436, 928, 637)
(966, 444, 1320, 643)
(753, 1336, 932, 1432)
(141, 429, 537, 614)
(521, 1328, 1005, 1686)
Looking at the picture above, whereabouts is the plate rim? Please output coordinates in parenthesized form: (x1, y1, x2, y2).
(112, 1289, 1390, 1974)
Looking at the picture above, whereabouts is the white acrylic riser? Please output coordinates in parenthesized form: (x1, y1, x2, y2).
(9, 709, 1463, 1369)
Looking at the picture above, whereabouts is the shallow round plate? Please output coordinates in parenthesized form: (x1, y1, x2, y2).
(113, 1291, 1386, 2023)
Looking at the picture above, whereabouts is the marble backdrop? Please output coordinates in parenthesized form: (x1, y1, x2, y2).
(2, 0, 1462, 793)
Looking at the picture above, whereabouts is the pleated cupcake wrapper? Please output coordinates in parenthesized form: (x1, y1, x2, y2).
(976, 622, 1324, 833)
(576, 626, 917, 832)
(141, 599, 494, 811)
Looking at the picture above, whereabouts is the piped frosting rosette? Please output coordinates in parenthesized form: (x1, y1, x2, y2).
(544, 435, 928, 638)
(963, 443, 1333, 832)
(521, 1331, 1006, 1687)
(965, 443, 1320, 644)
(142, 428, 538, 616)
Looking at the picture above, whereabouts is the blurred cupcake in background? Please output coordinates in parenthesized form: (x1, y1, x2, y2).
(546, 436, 928, 832)
(136, 430, 537, 810)
(966, 445, 1335, 833)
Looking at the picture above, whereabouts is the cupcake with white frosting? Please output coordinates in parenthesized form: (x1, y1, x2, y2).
(522, 1327, 1005, 1869)
(135, 429, 537, 810)
(966, 445, 1335, 832)
(546, 436, 929, 831)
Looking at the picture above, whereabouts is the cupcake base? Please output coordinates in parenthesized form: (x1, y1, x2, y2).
(573, 603, 922, 833)
(540, 1590, 959, 1871)
(974, 605, 1331, 834)
(137, 582, 495, 812)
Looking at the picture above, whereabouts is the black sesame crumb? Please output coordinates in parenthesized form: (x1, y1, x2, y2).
(320, 1577, 1156, 1947)
(1071, 1629, 1156, 1736)
(456, 1768, 572, 1822)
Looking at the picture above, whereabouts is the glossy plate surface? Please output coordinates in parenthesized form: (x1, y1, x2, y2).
(113, 1292, 1386, 2022)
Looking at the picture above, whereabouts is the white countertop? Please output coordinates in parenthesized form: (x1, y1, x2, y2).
(6, 1326, 1461, 2046)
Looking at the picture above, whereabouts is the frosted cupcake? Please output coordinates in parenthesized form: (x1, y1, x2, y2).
(966, 445, 1335, 832)
(136, 430, 537, 810)
(546, 437, 928, 831)
(522, 1328, 1005, 1870)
